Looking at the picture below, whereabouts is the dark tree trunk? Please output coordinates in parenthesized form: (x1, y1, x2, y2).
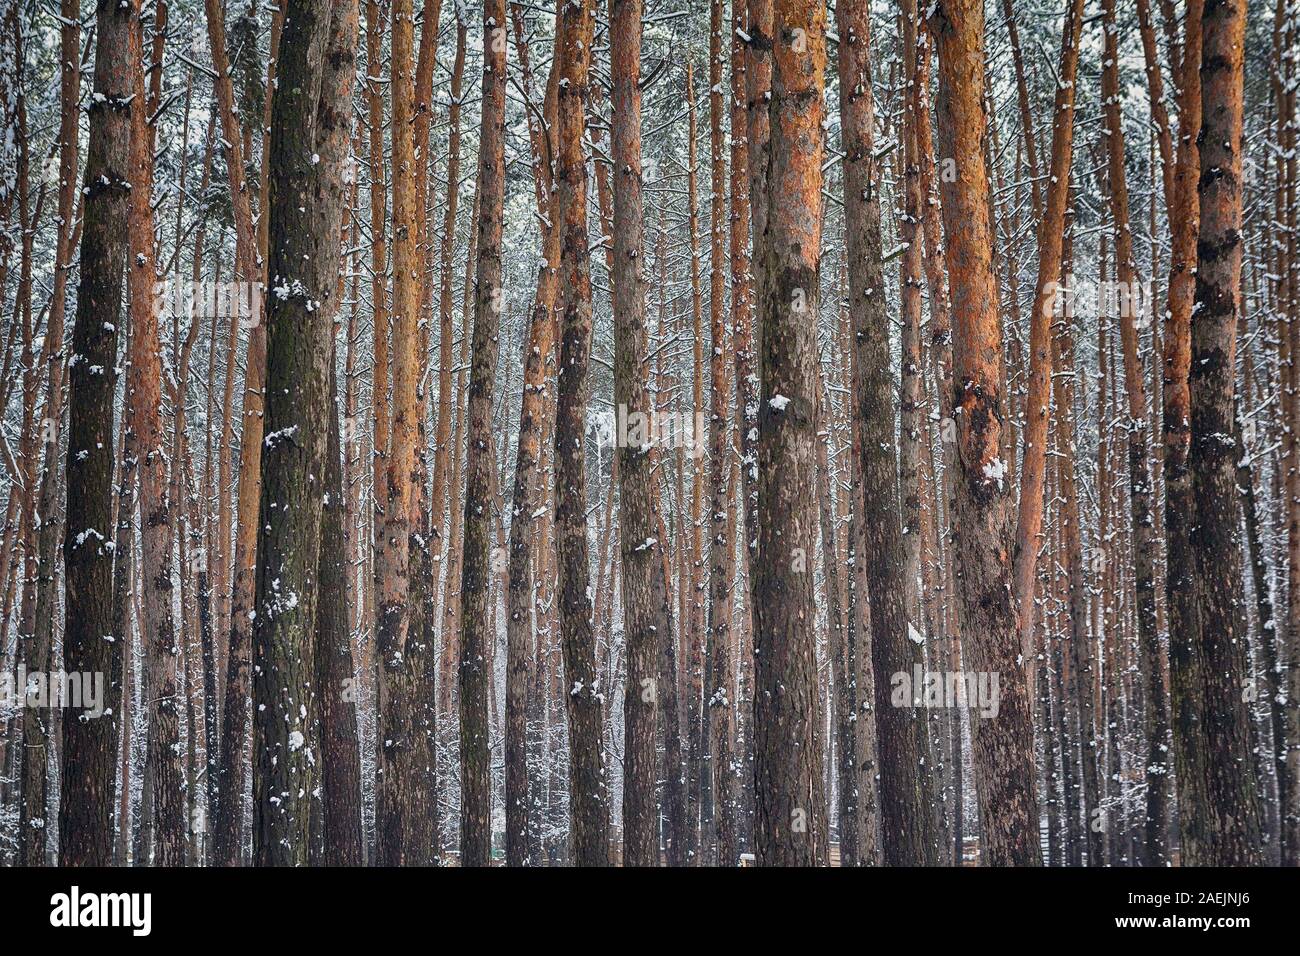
(251, 0, 351, 866)
(553, 0, 610, 866)
(458, 0, 507, 869)
(315, 350, 365, 866)
(1183, 0, 1265, 865)
(58, 0, 131, 867)
(503, 2, 562, 870)
(840, 0, 939, 867)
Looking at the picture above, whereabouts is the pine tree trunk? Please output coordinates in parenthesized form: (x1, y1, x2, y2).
(653, 220, 689, 866)
(730, 0, 758, 677)
(458, 0, 507, 868)
(373, 0, 423, 865)
(899, 0, 926, 638)
(553, 0, 610, 866)
(911, 27, 962, 852)
(933, 0, 1040, 866)
(684, 56, 707, 864)
(1011, 0, 1085, 670)
(251, 0, 351, 865)
(1184, 0, 1265, 864)
(58, 0, 129, 867)
(1099, 0, 1171, 865)
(313, 0, 364, 868)
(1165, 0, 1208, 870)
(816, 369, 856, 864)
(705, 0, 738, 869)
(840, 0, 938, 866)
(502, 14, 555, 870)
(124, 0, 185, 865)
(753, 0, 828, 867)
(611, 0, 671, 869)
(1053, 207, 1103, 865)
(433, 15, 465, 726)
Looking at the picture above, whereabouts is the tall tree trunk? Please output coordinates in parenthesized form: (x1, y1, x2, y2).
(840, 0, 938, 866)
(933, 0, 1040, 866)
(684, 56, 707, 864)
(553, 0, 609, 866)
(503, 0, 561, 870)
(729, 0, 758, 666)
(912, 20, 962, 862)
(1183, 0, 1265, 865)
(753, 0, 828, 867)
(313, 0, 364, 868)
(251, 0, 352, 865)
(899, 0, 926, 642)
(458, 0, 506, 868)
(124, 0, 185, 865)
(817, 369, 855, 864)
(107, 305, 138, 865)
(317, 349, 365, 866)
(742, 0, 770, 615)
(364, 0, 389, 694)
(1054, 202, 1103, 865)
(611, 0, 671, 868)
(653, 218, 689, 866)
(1165, 0, 1207, 871)
(374, 0, 424, 865)
(433, 14, 464, 725)
(501, 29, 549, 873)
(705, 0, 738, 869)
(58, 0, 129, 867)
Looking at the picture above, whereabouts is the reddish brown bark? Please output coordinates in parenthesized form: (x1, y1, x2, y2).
(933, 0, 1040, 866)
(553, 0, 610, 866)
(1010, 0, 1085, 671)
(752, 0, 829, 867)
